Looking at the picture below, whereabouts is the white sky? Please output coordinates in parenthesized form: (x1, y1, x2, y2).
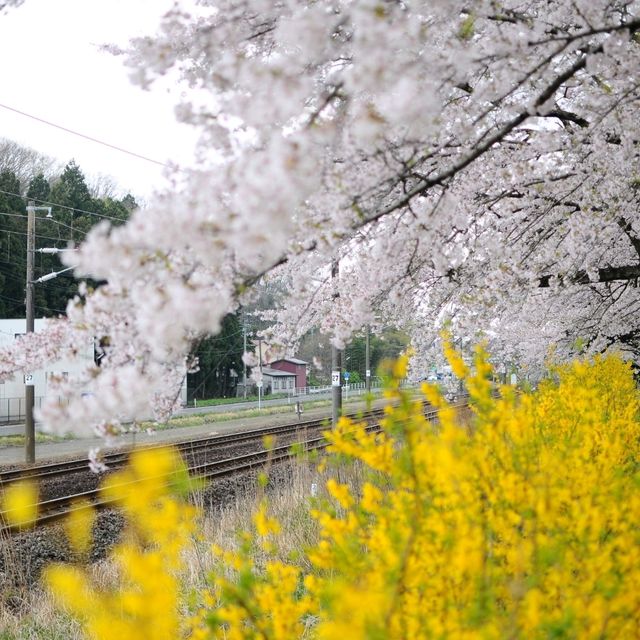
(0, 0, 198, 199)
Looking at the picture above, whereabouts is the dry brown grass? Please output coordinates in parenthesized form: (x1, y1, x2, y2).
(0, 452, 365, 639)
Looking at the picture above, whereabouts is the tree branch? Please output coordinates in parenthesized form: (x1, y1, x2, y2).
(538, 264, 640, 287)
(617, 217, 640, 258)
(543, 106, 590, 128)
(356, 51, 591, 228)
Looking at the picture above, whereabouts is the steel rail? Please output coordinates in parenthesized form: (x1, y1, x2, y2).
(3, 402, 469, 532)
(0, 407, 389, 484)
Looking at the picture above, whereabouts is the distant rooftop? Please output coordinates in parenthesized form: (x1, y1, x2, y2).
(270, 357, 308, 365)
(261, 366, 296, 377)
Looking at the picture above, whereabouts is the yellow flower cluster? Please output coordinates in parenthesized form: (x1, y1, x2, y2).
(1, 479, 38, 529)
(310, 346, 640, 638)
(46, 347, 640, 639)
(45, 447, 198, 640)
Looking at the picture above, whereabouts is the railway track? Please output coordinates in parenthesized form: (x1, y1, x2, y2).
(0, 406, 388, 484)
(2, 402, 470, 532)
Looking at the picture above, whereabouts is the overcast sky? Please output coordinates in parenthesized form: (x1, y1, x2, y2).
(0, 0, 197, 199)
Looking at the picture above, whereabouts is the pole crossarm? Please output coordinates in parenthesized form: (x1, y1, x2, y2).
(26, 204, 52, 217)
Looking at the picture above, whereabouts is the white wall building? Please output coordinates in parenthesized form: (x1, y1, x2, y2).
(261, 366, 297, 394)
(0, 318, 189, 425)
(0, 318, 94, 423)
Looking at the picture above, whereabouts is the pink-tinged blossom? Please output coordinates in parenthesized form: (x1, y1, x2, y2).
(88, 448, 108, 474)
(0, 0, 639, 436)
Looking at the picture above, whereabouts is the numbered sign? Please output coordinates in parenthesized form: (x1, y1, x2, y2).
(366, 369, 371, 377)
(24, 372, 34, 386)
(331, 371, 340, 387)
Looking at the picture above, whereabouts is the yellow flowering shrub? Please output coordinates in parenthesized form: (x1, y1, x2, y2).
(45, 447, 198, 640)
(1, 479, 38, 529)
(46, 347, 640, 639)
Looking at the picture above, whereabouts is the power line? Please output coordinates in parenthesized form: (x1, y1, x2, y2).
(0, 292, 67, 315)
(0, 253, 76, 278)
(0, 211, 28, 219)
(0, 101, 170, 168)
(0, 259, 75, 276)
(0, 229, 80, 243)
(0, 285, 70, 311)
(0, 188, 127, 222)
(0, 270, 76, 295)
(0, 211, 87, 238)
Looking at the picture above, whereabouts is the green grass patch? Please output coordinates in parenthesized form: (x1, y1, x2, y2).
(0, 432, 72, 448)
(145, 399, 336, 431)
(144, 393, 383, 432)
(191, 393, 289, 407)
(0, 392, 385, 448)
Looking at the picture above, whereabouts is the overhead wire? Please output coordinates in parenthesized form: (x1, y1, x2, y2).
(0, 230, 81, 243)
(0, 109, 141, 316)
(0, 292, 67, 315)
(0, 259, 76, 277)
(0, 188, 128, 222)
(0, 219, 79, 305)
(0, 101, 171, 168)
(0, 271, 76, 300)
(0, 212, 87, 242)
(0, 269, 72, 303)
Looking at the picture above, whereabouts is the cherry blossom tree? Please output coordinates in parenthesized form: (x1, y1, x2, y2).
(2, 0, 639, 434)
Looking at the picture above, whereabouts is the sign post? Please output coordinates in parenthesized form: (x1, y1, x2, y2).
(331, 260, 342, 426)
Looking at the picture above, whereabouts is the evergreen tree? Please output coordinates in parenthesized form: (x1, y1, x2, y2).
(0, 152, 137, 319)
(26, 173, 51, 202)
(0, 170, 26, 317)
(187, 314, 245, 399)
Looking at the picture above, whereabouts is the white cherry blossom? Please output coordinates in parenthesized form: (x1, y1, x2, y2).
(2, 0, 640, 434)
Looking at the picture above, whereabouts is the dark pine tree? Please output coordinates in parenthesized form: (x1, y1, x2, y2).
(187, 314, 245, 400)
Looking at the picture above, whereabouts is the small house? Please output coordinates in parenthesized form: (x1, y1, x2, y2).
(261, 366, 297, 394)
(267, 358, 308, 389)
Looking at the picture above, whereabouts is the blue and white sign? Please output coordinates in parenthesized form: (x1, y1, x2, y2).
(344, 371, 350, 381)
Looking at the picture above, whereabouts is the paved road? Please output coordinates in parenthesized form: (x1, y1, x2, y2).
(0, 395, 388, 466)
(0, 387, 378, 437)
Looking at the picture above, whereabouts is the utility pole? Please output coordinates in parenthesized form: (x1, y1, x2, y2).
(331, 259, 342, 427)
(365, 324, 371, 393)
(23, 203, 53, 464)
(258, 337, 263, 410)
(24, 202, 35, 463)
(242, 314, 247, 400)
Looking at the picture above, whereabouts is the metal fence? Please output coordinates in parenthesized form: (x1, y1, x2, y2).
(285, 380, 375, 399)
(0, 396, 68, 424)
(2, 380, 419, 423)
(283, 378, 418, 401)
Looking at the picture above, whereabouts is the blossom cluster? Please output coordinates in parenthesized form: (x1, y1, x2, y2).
(1, 1, 639, 433)
(42, 347, 640, 638)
